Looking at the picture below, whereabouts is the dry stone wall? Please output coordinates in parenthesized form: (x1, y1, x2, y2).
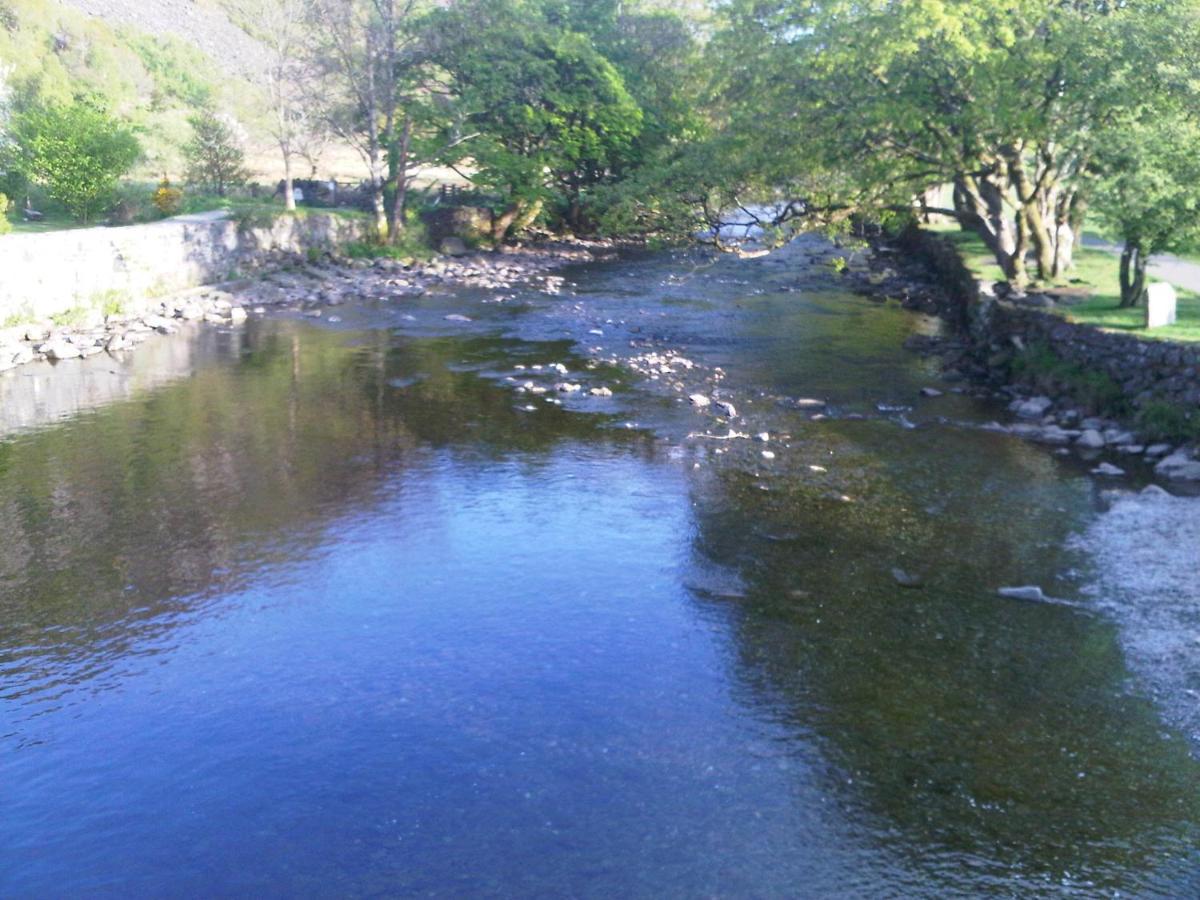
(902, 228, 1200, 410)
(0, 212, 367, 324)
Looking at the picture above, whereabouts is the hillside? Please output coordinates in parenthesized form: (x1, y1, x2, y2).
(61, 0, 269, 80)
(0, 0, 320, 179)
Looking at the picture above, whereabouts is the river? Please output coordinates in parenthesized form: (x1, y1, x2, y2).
(2, 239, 1197, 896)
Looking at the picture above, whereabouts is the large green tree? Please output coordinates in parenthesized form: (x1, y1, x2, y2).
(426, 0, 644, 239)
(8, 99, 140, 222)
(183, 109, 250, 197)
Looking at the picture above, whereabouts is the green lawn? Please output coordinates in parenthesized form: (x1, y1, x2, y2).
(929, 225, 1200, 343)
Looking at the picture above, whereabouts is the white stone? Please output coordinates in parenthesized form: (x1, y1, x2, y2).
(42, 338, 81, 361)
(998, 586, 1047, 602)
(1016, 396, 1054, 419)
(1146, 283, 1178, 329)
(688, 394, 711, 408)
(1076, 429, 1106, 449)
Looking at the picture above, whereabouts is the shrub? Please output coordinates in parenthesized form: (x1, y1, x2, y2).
(152, 178, 183, 216)
(0, 192, 10, 235)
(8, 100, 141, 223)
(1135, 401, 1200, 444)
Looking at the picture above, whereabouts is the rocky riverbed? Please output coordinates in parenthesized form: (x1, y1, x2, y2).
(0, 242, 598, 374)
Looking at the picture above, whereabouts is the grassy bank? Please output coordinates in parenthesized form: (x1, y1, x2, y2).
(930, 225, 1200, 343)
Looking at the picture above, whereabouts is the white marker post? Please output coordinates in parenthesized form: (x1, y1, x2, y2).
(1146, 282, 1178, 329)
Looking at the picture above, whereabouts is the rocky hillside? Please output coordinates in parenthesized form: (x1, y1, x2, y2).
(60, 0, 268, 79)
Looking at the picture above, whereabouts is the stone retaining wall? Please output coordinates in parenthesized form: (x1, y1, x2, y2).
(900, 227, 1200, 409)
(0, 212, 367, 323)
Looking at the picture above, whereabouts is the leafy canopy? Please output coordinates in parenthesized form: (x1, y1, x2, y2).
(427, 0, 643, 224)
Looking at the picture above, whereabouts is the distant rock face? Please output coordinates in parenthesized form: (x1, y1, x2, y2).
(62, 0, 270, 80)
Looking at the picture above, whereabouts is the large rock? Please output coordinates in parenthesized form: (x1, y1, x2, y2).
(1076, 429, 1105, 449)
(42, 338, 81, 361)
(1155, 450, 1200, 481)
(1015, 396, 1054, 419)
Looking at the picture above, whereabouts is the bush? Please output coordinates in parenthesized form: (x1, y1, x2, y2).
(0, 192, 10, 235)
(152, 178, 183, 216)
(8, 100, 141, 223)
(1135, 401, 1200, 444)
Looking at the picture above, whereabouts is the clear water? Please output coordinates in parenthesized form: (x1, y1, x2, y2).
(2, 244, 1197, 897)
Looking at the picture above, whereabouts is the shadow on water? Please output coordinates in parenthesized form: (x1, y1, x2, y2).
(1, 244, 1198, 896)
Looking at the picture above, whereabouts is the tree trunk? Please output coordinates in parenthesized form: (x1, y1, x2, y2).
(491, 198, 542, 243)
(386, 116, 412, 246)
(953, 174, 1028, 289)
(1119, 240, 1149, 308)
(283, 151, 296, 212)
(1005, 149, 1054, 284)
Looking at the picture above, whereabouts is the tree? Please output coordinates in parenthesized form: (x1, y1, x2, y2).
(231, 0, 314, 212)
(1091, 113, 1200, 307)
(427, 0, 643, 239)
(308, 0, 422, 242)
(184, 110, 250, 197)
(8, 99, 140, 222)
(706, 0, 1198, 287)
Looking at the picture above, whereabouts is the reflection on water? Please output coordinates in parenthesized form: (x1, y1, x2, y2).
(1, 249, 1198, 897)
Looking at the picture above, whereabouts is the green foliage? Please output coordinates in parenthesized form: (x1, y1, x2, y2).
(427, 0, 644, 234)
(705, 0, 1199, 277)
(233, 208, 279, 232)
(343, 220, 434, 262)
(0, 192, 10, 235)
(1011, 342, 1128, 417)
(7, 100, 141, 222)
(1091, 113, 1200, 305)
(126, 32, 215, 109)
(184, 110, 249, 197)
(1135, 401, 1200, 444)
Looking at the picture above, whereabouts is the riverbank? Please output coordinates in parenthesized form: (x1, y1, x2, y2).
(0, 240, 603, 376)
(860, 226, 1200, 485)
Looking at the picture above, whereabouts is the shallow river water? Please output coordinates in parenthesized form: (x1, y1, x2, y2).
(2, 242, 1198, 896)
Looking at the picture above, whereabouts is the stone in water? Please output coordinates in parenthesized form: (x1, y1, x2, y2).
(1145, 283, 1177, 329)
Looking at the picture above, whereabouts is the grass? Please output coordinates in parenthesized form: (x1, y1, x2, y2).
(2, 188, 370, 237)
(929, 224, 1200, 342)
(1010, 341, 1129, 418)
